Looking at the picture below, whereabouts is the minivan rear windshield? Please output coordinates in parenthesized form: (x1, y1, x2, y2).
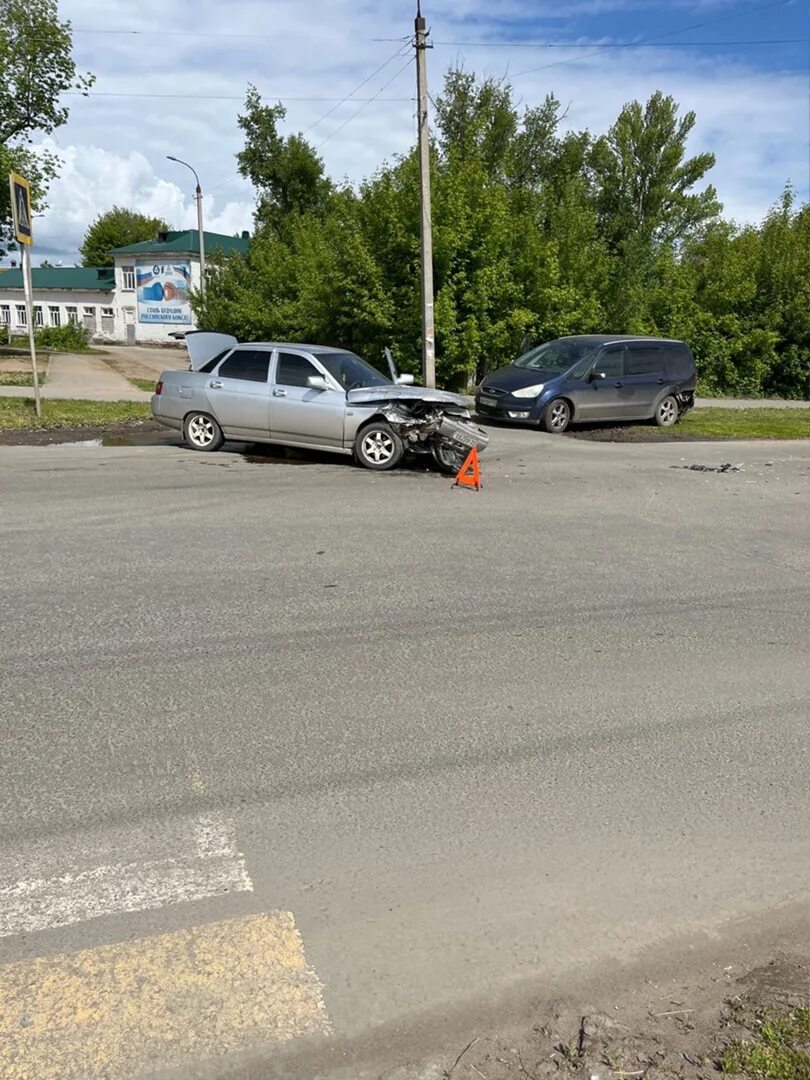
(513, 340, 596, 372)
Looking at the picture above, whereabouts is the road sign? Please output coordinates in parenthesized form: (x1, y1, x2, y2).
(9, 171, 32, 245)
(7, 170, 41, 415)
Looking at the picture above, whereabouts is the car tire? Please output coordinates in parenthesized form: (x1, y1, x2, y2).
(432, 442, 468, 475)
(183, 411, 224, 451)
(541, 398, 571, 433)
(655, 395, 679, 427)
(354, 421, 405, 470)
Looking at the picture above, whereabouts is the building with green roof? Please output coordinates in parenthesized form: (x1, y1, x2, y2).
(0, 229, 249, 344)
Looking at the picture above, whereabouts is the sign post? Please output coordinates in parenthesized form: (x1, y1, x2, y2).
(9, 171, 41, 417)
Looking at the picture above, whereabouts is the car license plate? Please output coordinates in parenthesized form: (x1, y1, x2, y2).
(479, 395, 497, 407)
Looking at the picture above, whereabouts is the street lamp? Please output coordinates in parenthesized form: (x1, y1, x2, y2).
(166, 155, 205, 300)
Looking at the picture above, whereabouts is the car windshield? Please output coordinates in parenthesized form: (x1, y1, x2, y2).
(513, 340, 597, 373)
(318, 351, 391, 391)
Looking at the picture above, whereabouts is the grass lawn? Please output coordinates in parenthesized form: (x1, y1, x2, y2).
(673, 408, 810, 439)
(0, 398, 152, 431)
(129, 377, 157, 392)
(723, 1006, 810, 1079)
(0, 371, 48, 387)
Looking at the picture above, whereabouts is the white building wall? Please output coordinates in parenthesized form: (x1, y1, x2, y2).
(113, 251, 202, 344)
(1, 251, 205, 345)
(0, 289, 115, 339)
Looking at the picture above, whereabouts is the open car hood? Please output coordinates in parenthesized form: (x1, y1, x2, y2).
(347, 385, 468, 408)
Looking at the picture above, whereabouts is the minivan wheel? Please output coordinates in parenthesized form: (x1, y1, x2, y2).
(184, 411, 224, 451)
(655, 395, 679, 428)
(354, 421, 405, 470)
(542, 398, 571, 434)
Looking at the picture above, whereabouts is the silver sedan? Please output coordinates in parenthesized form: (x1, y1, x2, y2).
(151, 333, 488, 472)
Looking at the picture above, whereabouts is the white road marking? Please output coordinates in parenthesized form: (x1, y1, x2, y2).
(0, 812, 252, 938)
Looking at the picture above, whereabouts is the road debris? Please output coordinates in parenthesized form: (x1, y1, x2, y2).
(672, 462, 743, 472)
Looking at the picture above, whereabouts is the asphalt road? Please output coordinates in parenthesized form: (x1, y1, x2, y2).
(1, 429, 809, 1078)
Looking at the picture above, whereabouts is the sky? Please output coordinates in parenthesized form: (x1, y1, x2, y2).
(12, 0, 810, 265)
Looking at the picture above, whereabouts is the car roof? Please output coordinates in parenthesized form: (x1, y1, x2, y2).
(237, 342, 354, 353)
(556, 335, 686, 345)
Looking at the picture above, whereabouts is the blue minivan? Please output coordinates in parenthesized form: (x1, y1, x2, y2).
(475, 335, 697, 433)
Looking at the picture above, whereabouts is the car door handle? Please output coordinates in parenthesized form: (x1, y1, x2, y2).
(614, 381, 623, 388)
(209, 380, 223, 388)
(272, 388, 287, 397)
(657, 378, 666, 384)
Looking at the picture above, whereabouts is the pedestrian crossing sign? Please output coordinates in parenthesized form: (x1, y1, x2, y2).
(9, 170, 32, 245)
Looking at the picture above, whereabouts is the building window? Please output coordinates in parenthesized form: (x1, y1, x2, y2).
(0, 305, 9, 325)
(83, 306, 95, 317)
(34, 306, 44, 328)
(122, 266, 135, 290)
(66, 305, 79, 325)
(101, 307, 114, 318)
(48, 305, 61, 327)
(15, 304, 27, 327)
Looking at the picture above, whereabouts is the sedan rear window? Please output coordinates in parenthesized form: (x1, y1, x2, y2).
(199, 349, 232, 374)
(218, 349, 270, 382)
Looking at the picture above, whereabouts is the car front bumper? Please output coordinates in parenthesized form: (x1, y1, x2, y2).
(475, 392, 548, 424)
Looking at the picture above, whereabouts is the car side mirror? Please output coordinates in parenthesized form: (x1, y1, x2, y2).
(590, 370, 606, 381)
(307, 375, 330, 392)
(395, 373, 415, 386)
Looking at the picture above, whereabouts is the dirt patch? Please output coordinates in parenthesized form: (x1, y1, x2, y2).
(0, 354, 51, 375)
(428, 956, 809, 1080)
(0, 419, 167, 446)
(564, 424, 729, 443)
(100, 351, 172, 381)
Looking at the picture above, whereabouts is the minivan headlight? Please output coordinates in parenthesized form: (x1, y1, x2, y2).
(512, 383, 544, 398)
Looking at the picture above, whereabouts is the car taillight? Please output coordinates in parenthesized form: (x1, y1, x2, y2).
(155, 380, 163, 395)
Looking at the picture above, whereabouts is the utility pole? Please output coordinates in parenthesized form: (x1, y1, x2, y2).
(414, 2, 436, 388)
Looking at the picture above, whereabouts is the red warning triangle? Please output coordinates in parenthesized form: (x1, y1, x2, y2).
(453, 447, 481, 490)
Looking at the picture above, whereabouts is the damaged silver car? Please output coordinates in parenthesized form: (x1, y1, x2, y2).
(151, 332, 489, 473)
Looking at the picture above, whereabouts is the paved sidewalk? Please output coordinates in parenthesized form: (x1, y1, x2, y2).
(0, 353, 151, 402)
(696, 395, 810, 409)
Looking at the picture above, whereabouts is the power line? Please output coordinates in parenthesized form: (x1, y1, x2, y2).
(317, 54, 414, 150)
(62, 90, 413, 102)
(302, 43, 412, 136)
(71, 26, 343, 40)
(207, 44, 413, 197)
(426, 38, 806, 48)
(509, 0, 795, 78)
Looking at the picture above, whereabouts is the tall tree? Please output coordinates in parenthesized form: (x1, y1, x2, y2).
(237, 85, 333, 235)
(0, 0, 94, 254)
(195, 69, 809, 398)
(80, 207, 170, 267)
(589, 91, 719, 248)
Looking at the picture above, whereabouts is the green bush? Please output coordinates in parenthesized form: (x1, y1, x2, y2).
(35, 323, 90, 351)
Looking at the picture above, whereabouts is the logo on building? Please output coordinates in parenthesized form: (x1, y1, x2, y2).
(136, 262, 192, 324)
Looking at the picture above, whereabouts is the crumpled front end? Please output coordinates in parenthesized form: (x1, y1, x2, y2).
(374, 400, 489, 471)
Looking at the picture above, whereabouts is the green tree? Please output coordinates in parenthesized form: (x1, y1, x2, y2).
(589, 91, 720, 248)
(237, 85, 333, 236)
(195, 68, 810, 398)
(0, 0, 94, 254)
(80, 207, 170, 267)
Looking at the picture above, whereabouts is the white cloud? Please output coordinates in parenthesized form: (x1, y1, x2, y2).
(14, 0, 807, 263)
(29, 141, 253, 263)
